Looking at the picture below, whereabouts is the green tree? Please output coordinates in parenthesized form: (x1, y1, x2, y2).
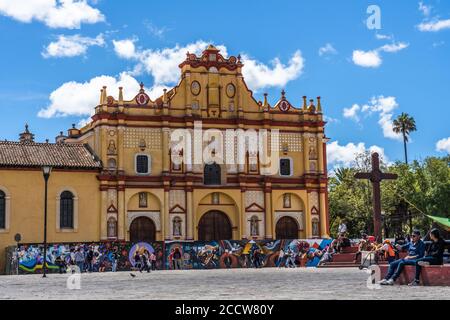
(392, 113, 417, 164)
(329, 153, 450, 239)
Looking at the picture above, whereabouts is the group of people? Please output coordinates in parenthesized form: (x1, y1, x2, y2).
(133, 250, 156, 272)
(276, 248, 298, 268)
(53, 246, 120, 274)
(133, 250, 157, 273)
(379, 228, 446, 286)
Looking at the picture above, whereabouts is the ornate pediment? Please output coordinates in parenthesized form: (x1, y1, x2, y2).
(107, 204, 118, 213)
(245, 202, 265, 212)
(179, 45, 243, 72)
(169, 204, 186, 214)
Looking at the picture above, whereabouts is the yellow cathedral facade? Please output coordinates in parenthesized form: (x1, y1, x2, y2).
(0, 45, 329, 272)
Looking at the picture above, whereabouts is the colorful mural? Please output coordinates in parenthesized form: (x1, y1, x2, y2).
(163, 239, 333, 270)
(16, 242, 164, 274)
(14, 239, 332, 274)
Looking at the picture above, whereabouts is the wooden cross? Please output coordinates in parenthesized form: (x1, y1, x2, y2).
(354, 152, 398, 242)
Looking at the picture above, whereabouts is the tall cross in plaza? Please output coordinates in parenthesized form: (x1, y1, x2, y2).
(354, 152, 398, 242)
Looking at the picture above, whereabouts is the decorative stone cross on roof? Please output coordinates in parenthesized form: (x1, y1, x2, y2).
(354, 152, 398, 242)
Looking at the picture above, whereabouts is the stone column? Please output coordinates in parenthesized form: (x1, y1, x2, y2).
(164, 188, 170, 240)
(186, 188, 194, 240)
(319, 191, 329, 238)
(240, 189, 246, 239)
(303, 134, 310, 174)
(117, 126, 124, 171)
(162, 128, 170, 173)
(264, 185, 273, 239)
(117, 187, 125, 240)
(317, 134, 324, 174)
(100, 189, 108, 240)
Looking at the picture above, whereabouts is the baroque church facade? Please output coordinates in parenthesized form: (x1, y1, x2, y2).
(0, 45, 329, 271)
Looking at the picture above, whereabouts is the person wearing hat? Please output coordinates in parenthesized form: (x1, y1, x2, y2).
(379, 229, 426, 285)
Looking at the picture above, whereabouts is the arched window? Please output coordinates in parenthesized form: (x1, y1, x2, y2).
(135, 154, 150, 174)
(107, 217, 117, 238)
(204, 163, 221, 185)
(60, 191, 74, 229)
(0, 190, 5, 229)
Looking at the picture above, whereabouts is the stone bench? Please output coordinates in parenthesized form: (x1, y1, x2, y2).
(379, 264, 450, 286)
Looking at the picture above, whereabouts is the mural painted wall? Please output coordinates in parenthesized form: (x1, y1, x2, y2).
(16, 242, 164, 274)
(13, 239, 332, 274)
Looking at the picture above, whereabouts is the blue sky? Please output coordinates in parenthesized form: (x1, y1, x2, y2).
(0, 0, 449, 169)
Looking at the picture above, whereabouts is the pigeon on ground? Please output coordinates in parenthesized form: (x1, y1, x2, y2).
(130, 273, 136, 278)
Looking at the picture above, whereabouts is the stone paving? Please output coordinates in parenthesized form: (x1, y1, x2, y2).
(0, 268, 449, 300)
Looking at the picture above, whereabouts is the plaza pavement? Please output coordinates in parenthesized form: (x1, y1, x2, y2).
(0, 267, 449, 300)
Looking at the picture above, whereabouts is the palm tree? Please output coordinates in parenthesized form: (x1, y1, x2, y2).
(392, 113, 417, 164)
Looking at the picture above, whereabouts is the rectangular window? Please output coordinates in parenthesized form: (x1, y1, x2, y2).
(136, 155, 149, 174)
(280, 158, 292, 176)
(60, 200, 73, 229)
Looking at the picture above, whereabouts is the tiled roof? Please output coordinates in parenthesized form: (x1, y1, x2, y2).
(0, 141, 102, 169)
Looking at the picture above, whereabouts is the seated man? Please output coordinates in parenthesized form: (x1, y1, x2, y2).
(354, 233, 371, 262)
(379, 230, 425, 285)
(409, 228, 446, 286)
(336, 233, 351, 253)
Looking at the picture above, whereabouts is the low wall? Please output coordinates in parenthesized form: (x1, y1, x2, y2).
(8, 239, 332, 275)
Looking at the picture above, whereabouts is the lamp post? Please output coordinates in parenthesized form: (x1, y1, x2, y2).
(42, 166, 52, 278)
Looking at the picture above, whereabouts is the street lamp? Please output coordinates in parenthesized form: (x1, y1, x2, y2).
(42, 165, 52, 278)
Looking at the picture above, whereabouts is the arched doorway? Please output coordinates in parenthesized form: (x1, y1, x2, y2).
(198, 211, 232, 241)
(275, 216, 298, 239)
(130, 217, 156, 243)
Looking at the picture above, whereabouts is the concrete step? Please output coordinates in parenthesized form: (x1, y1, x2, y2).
(318, 262, 360, 268)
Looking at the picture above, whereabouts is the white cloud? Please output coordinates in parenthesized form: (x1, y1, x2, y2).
(112, 38, 138, 59)
(375, 33, 392, 40)
(436, 137, 450, 153)
(379, 42, 409, 53)
(241, 51, 304, 91)
(318, 43, 337, 56)
(327, 141, 389, 168)
(42, 33, 105, 58)
(0, 0, 105, 29)
(352, 41, 408, 68)
(343, 104, 361, 121)
(418, 19, 450, 32)
(38, 72, 141, 118)
(40, 41, 305, 120)
(352, 50, 382, 68)
(112, 39, 304, 92)
(419, 2, 432, 17)
(342, 96, 402, 141)
(143, 20, 169, 39)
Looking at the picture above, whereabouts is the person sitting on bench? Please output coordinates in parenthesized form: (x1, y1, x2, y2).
(408, 228, 446, 286)
(379, 230, 425, 285)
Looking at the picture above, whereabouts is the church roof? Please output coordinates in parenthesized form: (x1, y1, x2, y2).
(0, 141, 102, 170)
